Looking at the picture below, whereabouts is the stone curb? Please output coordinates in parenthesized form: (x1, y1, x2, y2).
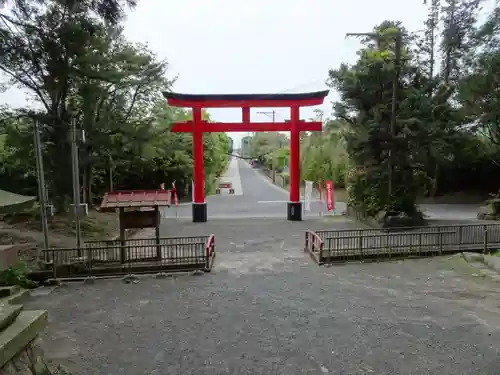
(483, 254, 500, 273)
(462, 252, 484, 263)
(462, 252, 500, 274)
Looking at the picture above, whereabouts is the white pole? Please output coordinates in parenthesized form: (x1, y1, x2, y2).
(319, 181, 323, 216)
(302, 184, 306, 217)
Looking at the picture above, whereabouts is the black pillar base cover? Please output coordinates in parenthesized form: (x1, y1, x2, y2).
(287, 201, 302, 221)
(192, 202, 207, 223)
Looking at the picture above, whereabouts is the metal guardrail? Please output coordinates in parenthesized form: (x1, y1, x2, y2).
(38, 235, 216, 279)
(305, 223, 500, 265)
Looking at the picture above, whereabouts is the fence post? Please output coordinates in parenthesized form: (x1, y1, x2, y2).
(357, 230, 363, 261)
(385, 232, 389, 261)
(205, 242, 210, 270)
(438, 226, 442, 255)
(86, 243, 92, 277)
(335, 237, 340, 261)
(418, 232, 422, 255)
(458, 225, 463, 252)
(119, 208, 126, 264)
(52, 250, 57, 280)
(483, 224, 489, 254)
(319, 238, 325, 264)
(155, 207, 161, 261)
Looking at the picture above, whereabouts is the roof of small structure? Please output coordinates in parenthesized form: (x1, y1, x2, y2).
(100, 190, 171, 211)
(0, 189, 36, 214)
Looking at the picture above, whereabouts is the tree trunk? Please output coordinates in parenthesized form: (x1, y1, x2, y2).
(48, 117, 72, 213)
(431, 163, 440, 197)
(82, 162, 93, 208)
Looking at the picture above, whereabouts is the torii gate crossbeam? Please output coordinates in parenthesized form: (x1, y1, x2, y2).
(163, 90, 329, 222)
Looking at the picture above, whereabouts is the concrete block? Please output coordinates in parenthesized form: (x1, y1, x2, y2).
(0, 287, 20, 299)
(0, 306, 23, 332)
(462, 252, 484, 263)
(5, 290, 29, 306)
(483, 255, 500, 273)
(0, 310, 48, 368)
(0, 247, 19, 271)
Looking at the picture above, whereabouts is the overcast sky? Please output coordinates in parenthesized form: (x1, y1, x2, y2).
(1, 0, 432, 147)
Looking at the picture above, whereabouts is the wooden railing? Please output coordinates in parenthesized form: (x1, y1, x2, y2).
(306, 223, 500, 264)
(39, 235, 216, 279)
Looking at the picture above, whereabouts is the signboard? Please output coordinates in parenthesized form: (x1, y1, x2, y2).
(120, 210, 158, 229)
(304, 180, 313, 211)
(325, 180, 334, 211)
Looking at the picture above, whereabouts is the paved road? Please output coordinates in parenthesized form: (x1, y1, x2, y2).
(162, 157, 345, 220)
(29, 218, 500, 375)
(162, 156, 485, 222)
(420, 203, 483, 221)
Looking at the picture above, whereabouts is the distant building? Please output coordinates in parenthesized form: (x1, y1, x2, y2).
(241, 136, 251, 158)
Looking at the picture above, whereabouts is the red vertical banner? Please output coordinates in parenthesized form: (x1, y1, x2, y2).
(325, 180, 334, 211)
(171, 181, 179, 207)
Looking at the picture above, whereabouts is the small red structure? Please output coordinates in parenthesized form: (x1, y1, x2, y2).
(100, 190, 171, 252)
(100, 190, 171, 210)
(163, 91, 329, 222)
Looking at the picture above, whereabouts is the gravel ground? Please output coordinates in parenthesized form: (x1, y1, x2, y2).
(25, 217, 500, 375)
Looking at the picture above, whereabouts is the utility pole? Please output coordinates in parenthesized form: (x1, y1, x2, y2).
(256, 110, 276, 138)
(257, 110, 276, 123)
(345, 29, 402, 202)
(33, 119, 49, 249)
(70, 119, 82, 254)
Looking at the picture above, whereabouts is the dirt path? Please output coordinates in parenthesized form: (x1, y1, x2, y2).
(26, 217, 500, 375)
(0, 221, 75, 246)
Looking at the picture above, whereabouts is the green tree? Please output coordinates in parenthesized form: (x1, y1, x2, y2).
(0, 1, 230, 210)
(328, 21, 454, 218)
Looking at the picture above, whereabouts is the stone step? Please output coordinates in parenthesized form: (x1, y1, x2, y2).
(0, 310, 48, 369)
(0, 286, 20, 298)
(0, 304, 23, 332)
(0, 288, 30, 307)
(5, 289, 30, 306)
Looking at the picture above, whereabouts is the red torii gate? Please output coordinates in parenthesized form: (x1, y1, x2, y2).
(163, 90, 329, 222)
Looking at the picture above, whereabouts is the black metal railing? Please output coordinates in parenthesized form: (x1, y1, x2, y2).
(41, 235, 216, 279)
(306, 223, 500, 264)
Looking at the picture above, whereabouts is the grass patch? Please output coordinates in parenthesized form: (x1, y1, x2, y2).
(441, 254, 488, 282)
(0, 263, 37, 288)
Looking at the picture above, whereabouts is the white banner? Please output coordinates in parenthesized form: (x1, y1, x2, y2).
(304, 180, 313, 212)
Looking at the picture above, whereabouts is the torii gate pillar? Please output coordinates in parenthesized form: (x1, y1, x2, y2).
(163, 90, 329, 222)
